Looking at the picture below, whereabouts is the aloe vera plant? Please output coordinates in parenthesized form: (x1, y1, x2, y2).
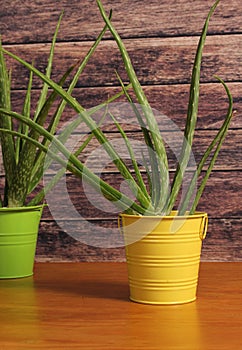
(0, 0, 233, 216)
(0, 10, 127, 208)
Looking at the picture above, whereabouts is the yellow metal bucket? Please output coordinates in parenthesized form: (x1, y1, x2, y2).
(119, 211, 208, 305)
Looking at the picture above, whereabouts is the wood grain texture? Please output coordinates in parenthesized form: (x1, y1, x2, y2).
(3, 35, 242, 88)
(0, 0, 241, 261)
(0, 262, 242, 349)
(0, 0, 241, 43)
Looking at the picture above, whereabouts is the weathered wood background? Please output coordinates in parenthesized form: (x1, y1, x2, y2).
(0, 0, 241, 261)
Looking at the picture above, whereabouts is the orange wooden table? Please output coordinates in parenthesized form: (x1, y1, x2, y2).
(0, 262, 241, 349)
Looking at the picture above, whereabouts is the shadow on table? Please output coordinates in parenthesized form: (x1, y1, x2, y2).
(34, 276, 130, 301)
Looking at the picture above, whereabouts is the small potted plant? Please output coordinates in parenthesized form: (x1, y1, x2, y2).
(0, 0, 232, 303)
(0, 12, 118, 278)
(95, 0, 233, 305)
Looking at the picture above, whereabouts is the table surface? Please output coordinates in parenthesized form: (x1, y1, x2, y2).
(0, 262, 241, 350)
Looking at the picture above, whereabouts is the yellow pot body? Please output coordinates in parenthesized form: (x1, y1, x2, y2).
(119, 211, 208, 305)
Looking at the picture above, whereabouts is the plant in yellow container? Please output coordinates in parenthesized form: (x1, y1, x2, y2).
(95, 0, 233, 304)
(0, 0, 232, 302)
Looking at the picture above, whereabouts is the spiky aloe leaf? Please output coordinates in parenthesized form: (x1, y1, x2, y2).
(34, 12, 64, 120)
(189, 77, 233, 214)
(5, 11, 114, 207)
(27, 62, 80, 194)
(0, 109, 152, 215)
(3, 51, 152, 211)
(178, 77, 233, 215)
(166, 0, 221, 214)
(28, 84, 132, 198)
(29, 8, 113, 193)
(6, 15, 68, 207)
(96, 0, 169, 214)
(115, 71, 160, 209)
(28, 106, 109, 205)
(109, 112, 151, 201)
(15, 68, 33, 163)
(0, 39, 16, 205)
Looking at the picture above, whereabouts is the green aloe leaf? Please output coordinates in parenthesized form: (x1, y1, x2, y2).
(189, 77, 233, 214)
(29, 8, 115, 192)
(29, 84, 133, 204)
(0, 109, 152, 214)
(0, 39, 16, 205)
(109, 112, 151, 202)
(167, 0, 221, 214)
(5, 15, 68, 207)
(28, 106, 109, 206)
(34, 12, 64, 120)
(28, 62, 81, 194)
(179, 77, 233, 214)
(115, 71, 160, 209)
(3, 10, 114, 207)
(16, 68, 33, 162)
(97, 0, 169, 214)
(3, 51, 152, 210)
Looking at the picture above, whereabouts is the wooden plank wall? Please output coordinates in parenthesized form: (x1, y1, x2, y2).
(0, 0, 241, 261)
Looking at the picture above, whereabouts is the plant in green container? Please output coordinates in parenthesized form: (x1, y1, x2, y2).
(0, 0, 233, 301)
(0, 11, 123, 278)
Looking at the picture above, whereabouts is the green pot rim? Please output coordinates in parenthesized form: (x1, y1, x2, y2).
(0, 204, 46, 212)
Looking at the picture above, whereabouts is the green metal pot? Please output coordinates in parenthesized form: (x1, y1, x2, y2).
(0, 205, 44, 279)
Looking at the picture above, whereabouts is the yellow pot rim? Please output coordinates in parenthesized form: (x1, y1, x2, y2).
(119, 210, 207, 220)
